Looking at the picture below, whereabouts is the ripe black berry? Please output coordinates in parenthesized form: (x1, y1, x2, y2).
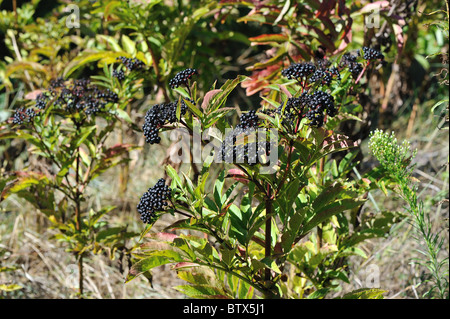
(281, 62, 316, 80)
(339, 53, 358, 67)
(362, 47, 384, 60)
(236, 110, 258, 130)
(309, 69, 333, 86)
(137, 178, 172, 224)
(117, 56, 145, 71)
(25, 108, 36, 121)
(327, 67, 341, 80)
(35, 93, 49, 110)
(112, 70, 126, 81)
(169, 68, 198, 89)
(11, 107, 36, 125)
(11, 107, 26, 125)
(48, 78, 118, 116)
(348, 62, 363, 79)
(219, 126, 272, 166)
(142, 100, 188, 144)
(277, 94, 310, 127)
(305, 91, 337, 127)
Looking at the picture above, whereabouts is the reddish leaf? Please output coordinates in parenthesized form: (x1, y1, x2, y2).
(276, 84, 292, 98)
(220, 202, 233, 216)
(306, 25, 335, 52)
(249, 33, 289, 44)
(172, 262, 198, 269)
(24, 89, 44, 100)
(145, 232, 179, 242)
(226, 168, 248, 184)
(241, 64, 281, 96)
(103, 143, 133, 158)
(316, 0, 336, 18)
(201, 89, 223, 110)
(360, 1, 390, 14)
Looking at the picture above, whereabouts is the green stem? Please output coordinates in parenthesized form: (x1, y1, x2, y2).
(196, 262, 266, 296)
(275, 140, 294, 197)
(75, 147, 84, 297)
(264, 186, 274, 299)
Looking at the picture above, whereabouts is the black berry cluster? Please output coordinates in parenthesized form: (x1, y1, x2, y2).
(362, 47, 384, 60)
(53, 79, 119, 115)
(277, 94, 310, 126)
(137, 178, 172, 224)
(49, 77, 65, 90)
(328, 67, 341, 81)
(281, 62, 316, 80)
(169, 68, 198, 89)
(309, 69, 333, 86)
(219, 109, 272, 166)
(142, 100, 188, 144)
(305, 91, 336, 128)
(220, 127, 272, 166)
(117, 56, 145, 71)
(277, 91, 337, 129)
(35, 93, 49, 110)
(316, 59, 331, 70)
(11, 107, 36, 125)
(236, 110, 259, 130)
(112, 70, 126, 81)
(340, 53, 363, 79)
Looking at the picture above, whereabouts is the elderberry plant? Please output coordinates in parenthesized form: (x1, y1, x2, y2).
(0, 67, 141, 297)
(127, 47, 400, 299)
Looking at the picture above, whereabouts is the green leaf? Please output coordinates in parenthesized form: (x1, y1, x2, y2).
(303, 198, 366, 234)
(312, 183, 346, 211)
(340, 288, 387, 299)
(247, 47, 286, 70)
(74, 126, 96, 148)
(274, 0, 291, 25)
(210, 75, 248, 112)
(0, 284, 22, 292)
(183, 98, 203, 119)
(213, 170, 225, 209)
(174, 284, 230, 299)
(307, 288, 330, 299)
(63, 52, 122, 78)
(126, 256, 172, 282)
(0, 131, 18, 140)
(175, 266, 231, 298)
(121, 35, 136, 55)
(309, 244, 338, 269)
(114, 109, 132, 124)
(97, 34, 122, 52)
(166, 165, 183, 190)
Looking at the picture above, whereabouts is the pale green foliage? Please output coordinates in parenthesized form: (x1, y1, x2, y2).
(368, 129, 417, 181)
(369, 129, 449, 299)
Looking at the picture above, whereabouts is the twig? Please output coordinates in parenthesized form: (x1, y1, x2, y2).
(9, 31, 35, 91)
